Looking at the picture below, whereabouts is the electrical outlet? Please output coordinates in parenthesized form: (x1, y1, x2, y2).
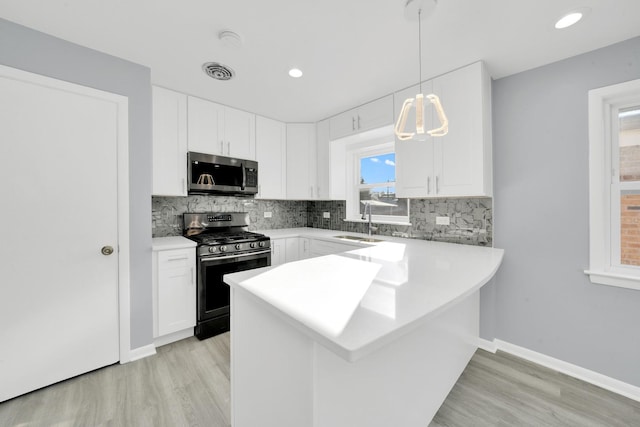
(323, 212, 331, 219)
(436, 216, 450, 225)
(264, 211, 272, 218)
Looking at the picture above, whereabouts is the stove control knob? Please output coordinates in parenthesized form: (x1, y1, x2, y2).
(259, 241, 265, 248)
(220, 245, 227, 252)
(250, 242, 256, 248)
(235, 244, 242, 250)
(208, 246, 216, 253)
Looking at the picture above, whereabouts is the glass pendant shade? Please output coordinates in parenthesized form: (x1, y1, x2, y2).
(394, 92, 448, 141)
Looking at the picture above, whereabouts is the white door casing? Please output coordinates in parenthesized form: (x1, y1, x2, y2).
(0, 64, 130, 402)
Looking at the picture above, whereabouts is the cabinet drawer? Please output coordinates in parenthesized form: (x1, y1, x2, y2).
(158, 249, 194, 270)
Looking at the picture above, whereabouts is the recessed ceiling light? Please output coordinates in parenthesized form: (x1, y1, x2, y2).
(288, 68, 303, 78)
(554, 7, 590, 29)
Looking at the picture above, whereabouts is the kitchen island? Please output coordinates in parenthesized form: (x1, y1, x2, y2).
(225, 230, 504, 427)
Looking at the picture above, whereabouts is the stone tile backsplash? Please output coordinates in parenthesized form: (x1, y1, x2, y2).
(152, 196, 492, 246)
(152, 196, 308, 237)
(307, 198, 492, 246)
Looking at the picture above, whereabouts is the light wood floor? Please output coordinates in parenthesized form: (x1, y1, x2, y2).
(1, 333, 639, 426)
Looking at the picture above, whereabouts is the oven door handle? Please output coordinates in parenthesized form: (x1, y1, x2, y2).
(200, 249, 270, 262)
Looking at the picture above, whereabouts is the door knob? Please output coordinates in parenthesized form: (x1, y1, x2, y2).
(101, 246, 114, 256)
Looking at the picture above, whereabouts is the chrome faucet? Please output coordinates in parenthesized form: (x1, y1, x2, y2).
(361, 202, 377, 237)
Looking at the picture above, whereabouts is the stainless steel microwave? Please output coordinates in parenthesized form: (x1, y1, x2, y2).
(187, 152, 258, 196)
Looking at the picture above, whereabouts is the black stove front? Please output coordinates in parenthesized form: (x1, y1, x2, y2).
(183, 212, 271, 340)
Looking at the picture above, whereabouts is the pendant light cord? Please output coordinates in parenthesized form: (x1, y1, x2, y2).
(418, 7, 422, 93)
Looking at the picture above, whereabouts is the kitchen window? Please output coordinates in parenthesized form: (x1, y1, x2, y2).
(586, 78, 640, 290)
(345, 141, 410, 225)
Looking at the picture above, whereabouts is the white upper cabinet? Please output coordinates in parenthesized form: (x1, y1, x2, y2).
(286, 123, 317, 200)
(187, 96, 256, 160)
(329, 95, 394, 140)
(432, 62, 492, 197)
(316, 118, 331, 200)
(394, 81, 436, 198)
(152, 86, 188, 196)
(395, 61, 492, 198)
(187, 96, 224, 155)
(225, 106, 256, 160)
(256, 116, 286, 199)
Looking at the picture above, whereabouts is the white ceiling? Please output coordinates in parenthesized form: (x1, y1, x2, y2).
(1, 0, 640, 122)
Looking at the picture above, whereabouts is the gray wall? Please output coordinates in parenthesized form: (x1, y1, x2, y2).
(0, 18, 153, 350)
(487, 36, 640, 387)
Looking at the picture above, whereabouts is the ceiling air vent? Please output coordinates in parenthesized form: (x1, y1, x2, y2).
(202, 62, 235, 81)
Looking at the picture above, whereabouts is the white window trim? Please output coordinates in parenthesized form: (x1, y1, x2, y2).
(586, 78, 640, 291)
(345, 140, 410, 224)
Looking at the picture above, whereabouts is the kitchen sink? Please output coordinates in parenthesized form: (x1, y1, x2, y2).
(333, 235, 384, 243)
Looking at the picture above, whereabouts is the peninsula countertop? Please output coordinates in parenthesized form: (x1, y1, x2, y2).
(225, 228, 504, 361)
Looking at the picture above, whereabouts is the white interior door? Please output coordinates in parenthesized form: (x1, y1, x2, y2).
(0, 66, 125, 402)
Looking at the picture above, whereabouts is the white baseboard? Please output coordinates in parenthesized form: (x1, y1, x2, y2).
(478, 338, 640, 403)
(125, 344, 157, 363)
(477, 337, 497, 353)
(154, 328, 194, 348)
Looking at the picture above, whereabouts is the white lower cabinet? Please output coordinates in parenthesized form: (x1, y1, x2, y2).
(309, 239, 360, 257)
(271, 237, 302, 266)
(153, 247, 196, 340)
(271, 236, 360, 266)
(270, 238, 287, 266)
(299, 238, 311, 260)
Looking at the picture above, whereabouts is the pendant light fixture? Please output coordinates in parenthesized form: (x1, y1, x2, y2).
(395, 0, 448, 141)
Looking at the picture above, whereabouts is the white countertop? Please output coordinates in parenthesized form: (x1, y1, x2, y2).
(152, 236, 197, 251)
(226, 228, 504, 362)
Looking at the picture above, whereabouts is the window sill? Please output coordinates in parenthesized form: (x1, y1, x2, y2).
(344, 218, 412, 227)
(584, 270, 640, 291)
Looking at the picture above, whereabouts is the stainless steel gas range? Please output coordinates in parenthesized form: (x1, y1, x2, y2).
(183, 212, 271, 340)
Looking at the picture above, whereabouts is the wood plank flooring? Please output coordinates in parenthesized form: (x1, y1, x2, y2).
(1, 333, 639, 426)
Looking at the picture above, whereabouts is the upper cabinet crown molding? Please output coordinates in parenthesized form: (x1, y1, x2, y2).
(186, 95, 256, 160)
(329, 95, 394, 141)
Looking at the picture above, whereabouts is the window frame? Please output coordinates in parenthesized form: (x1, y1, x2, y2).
(586, 78, 640, 291)
(345, 141, 410, 225)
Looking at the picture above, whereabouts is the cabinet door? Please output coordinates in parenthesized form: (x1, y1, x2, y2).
(271, 239, 286, 266)
(316, 119, 331, 200)
(286, 123, 317, 199)
(309, 239, 359, 257)
(187, 96, 224, 155)
(256, 116, 286, 199)
(299, 238, 311, 259)
(432, 62, 491, 197)
(329, 108, 357, 141)
(152, 87, 188, 196)
(285, 238, 300, 263)
(395, 83, 435, 198)
(225, 106, 256, 160)
(157, 249, 196, 336)
(357, 95, 394, 133)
